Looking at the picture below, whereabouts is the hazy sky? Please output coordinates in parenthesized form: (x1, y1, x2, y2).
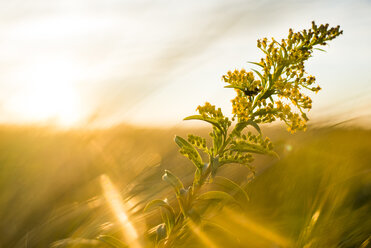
(0, 0, 370, 127)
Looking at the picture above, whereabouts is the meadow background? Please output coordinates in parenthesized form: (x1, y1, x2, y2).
(0, 123, 370, 247)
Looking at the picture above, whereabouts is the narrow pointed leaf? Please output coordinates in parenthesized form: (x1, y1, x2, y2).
(260, 89, 275, 100)
(145, 199, 176, 233)
(161, 210, 175, 234)
(230, 143, 265, 154)
(251, 69, 264, 82)
(197, 191, 236, 204)
(224, 85, 238, 89)
(155, 224, 167, 242)
(248, 61, 264, 68)
(214, 176, 249, 203)
(245, 120, 261, 134)
(233, 120, 261, 135)
(230, 142, 278, 158)
(144, 199, 175, 217)
(183, 115, 223, 132)
(162, 170, 184, 194)
(224, 85, 246, 92)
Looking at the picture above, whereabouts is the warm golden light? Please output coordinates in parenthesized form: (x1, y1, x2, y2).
(222, 208, 293, 247)
(188, 220, 220, 248)
(100, 174, 141, 248)
(7, 58, 83, 127)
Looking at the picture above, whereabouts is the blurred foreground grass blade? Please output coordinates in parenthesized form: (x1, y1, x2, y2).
(51, 238, 101, 247)
(221, 208, 294, 247)
(144, 199, 175, 234)
(97, 235, 129, 248)
(214, 176, 249, 204)
(144, 199, 175, 217)
(197, 191, 236, 205)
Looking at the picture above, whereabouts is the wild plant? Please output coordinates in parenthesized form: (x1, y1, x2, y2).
(144, 22, 342, 247)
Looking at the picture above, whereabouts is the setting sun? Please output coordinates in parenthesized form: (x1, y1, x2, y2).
(7, 58, 83, 127)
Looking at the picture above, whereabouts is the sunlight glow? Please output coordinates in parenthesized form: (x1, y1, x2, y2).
(188, 220, 220, 248)
(100, 175, 141, 248)
(223, 208, 293, 247)
(7, 58, 83, 127)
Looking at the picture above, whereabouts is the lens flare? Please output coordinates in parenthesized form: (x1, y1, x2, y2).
(188, 220, 220, 248)
(100, 174, 141, 248)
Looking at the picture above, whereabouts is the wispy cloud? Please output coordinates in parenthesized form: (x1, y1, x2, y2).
(0, 0, 369, 127)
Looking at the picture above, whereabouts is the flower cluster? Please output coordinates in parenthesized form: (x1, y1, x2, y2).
(196, 102, 231, 129)
(223, 22, 343, 132)
(231, 133, 274, 154)
(222, 69, 263, 97)
(220, 150, 254, 169)
(187, 134, 207, 151)
(178, 145, 203, 168)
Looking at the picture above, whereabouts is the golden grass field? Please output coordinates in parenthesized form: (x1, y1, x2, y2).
(0, 124, 370, 247)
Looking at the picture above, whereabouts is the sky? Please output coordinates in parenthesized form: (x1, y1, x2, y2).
(0, 0, 370, 128)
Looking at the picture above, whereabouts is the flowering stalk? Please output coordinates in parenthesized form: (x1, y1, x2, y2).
(145, 22, 342, 247)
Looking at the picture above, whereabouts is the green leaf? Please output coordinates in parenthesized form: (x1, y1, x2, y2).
(213, 129, 223, 152)
(97, 235, 128, 248)
(162, 170, 184, 194)
(224, 85, 237, 88)
(144, 199, 175, 217)
(233, 123, 246, 136)
(231, 142, 278, 158)
(145, 199, 176, 232)
(179, 186, 192, 212)
(210, 157, 220, 178)
(260, 89, 275, 100)
(268, 150, 279, 158)
(174, 136, 203, 167)
(245, 120, 261, 134)
(224, 85, 246, 91)
(275, 40, 288, 57)
(251, 69, 264, 82)
(314, 48, 327, 52)
(214, 176, 249, 203)
(183, 115, 223, 132)
(155, 224, 167, 242)
(161, 211, 175, 235)
(194, 168, 202, 185)
(234, 120, 261, 136)
(197, 191, 236, 204)
(268, 73, 273, 84)
(248, 61, 264, 68)
(232, 141, 266, 153)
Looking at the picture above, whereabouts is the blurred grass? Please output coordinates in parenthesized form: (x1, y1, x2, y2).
(0, 124, 370, 247)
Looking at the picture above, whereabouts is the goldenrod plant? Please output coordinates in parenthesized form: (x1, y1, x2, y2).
(144, 22, 342, 248)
